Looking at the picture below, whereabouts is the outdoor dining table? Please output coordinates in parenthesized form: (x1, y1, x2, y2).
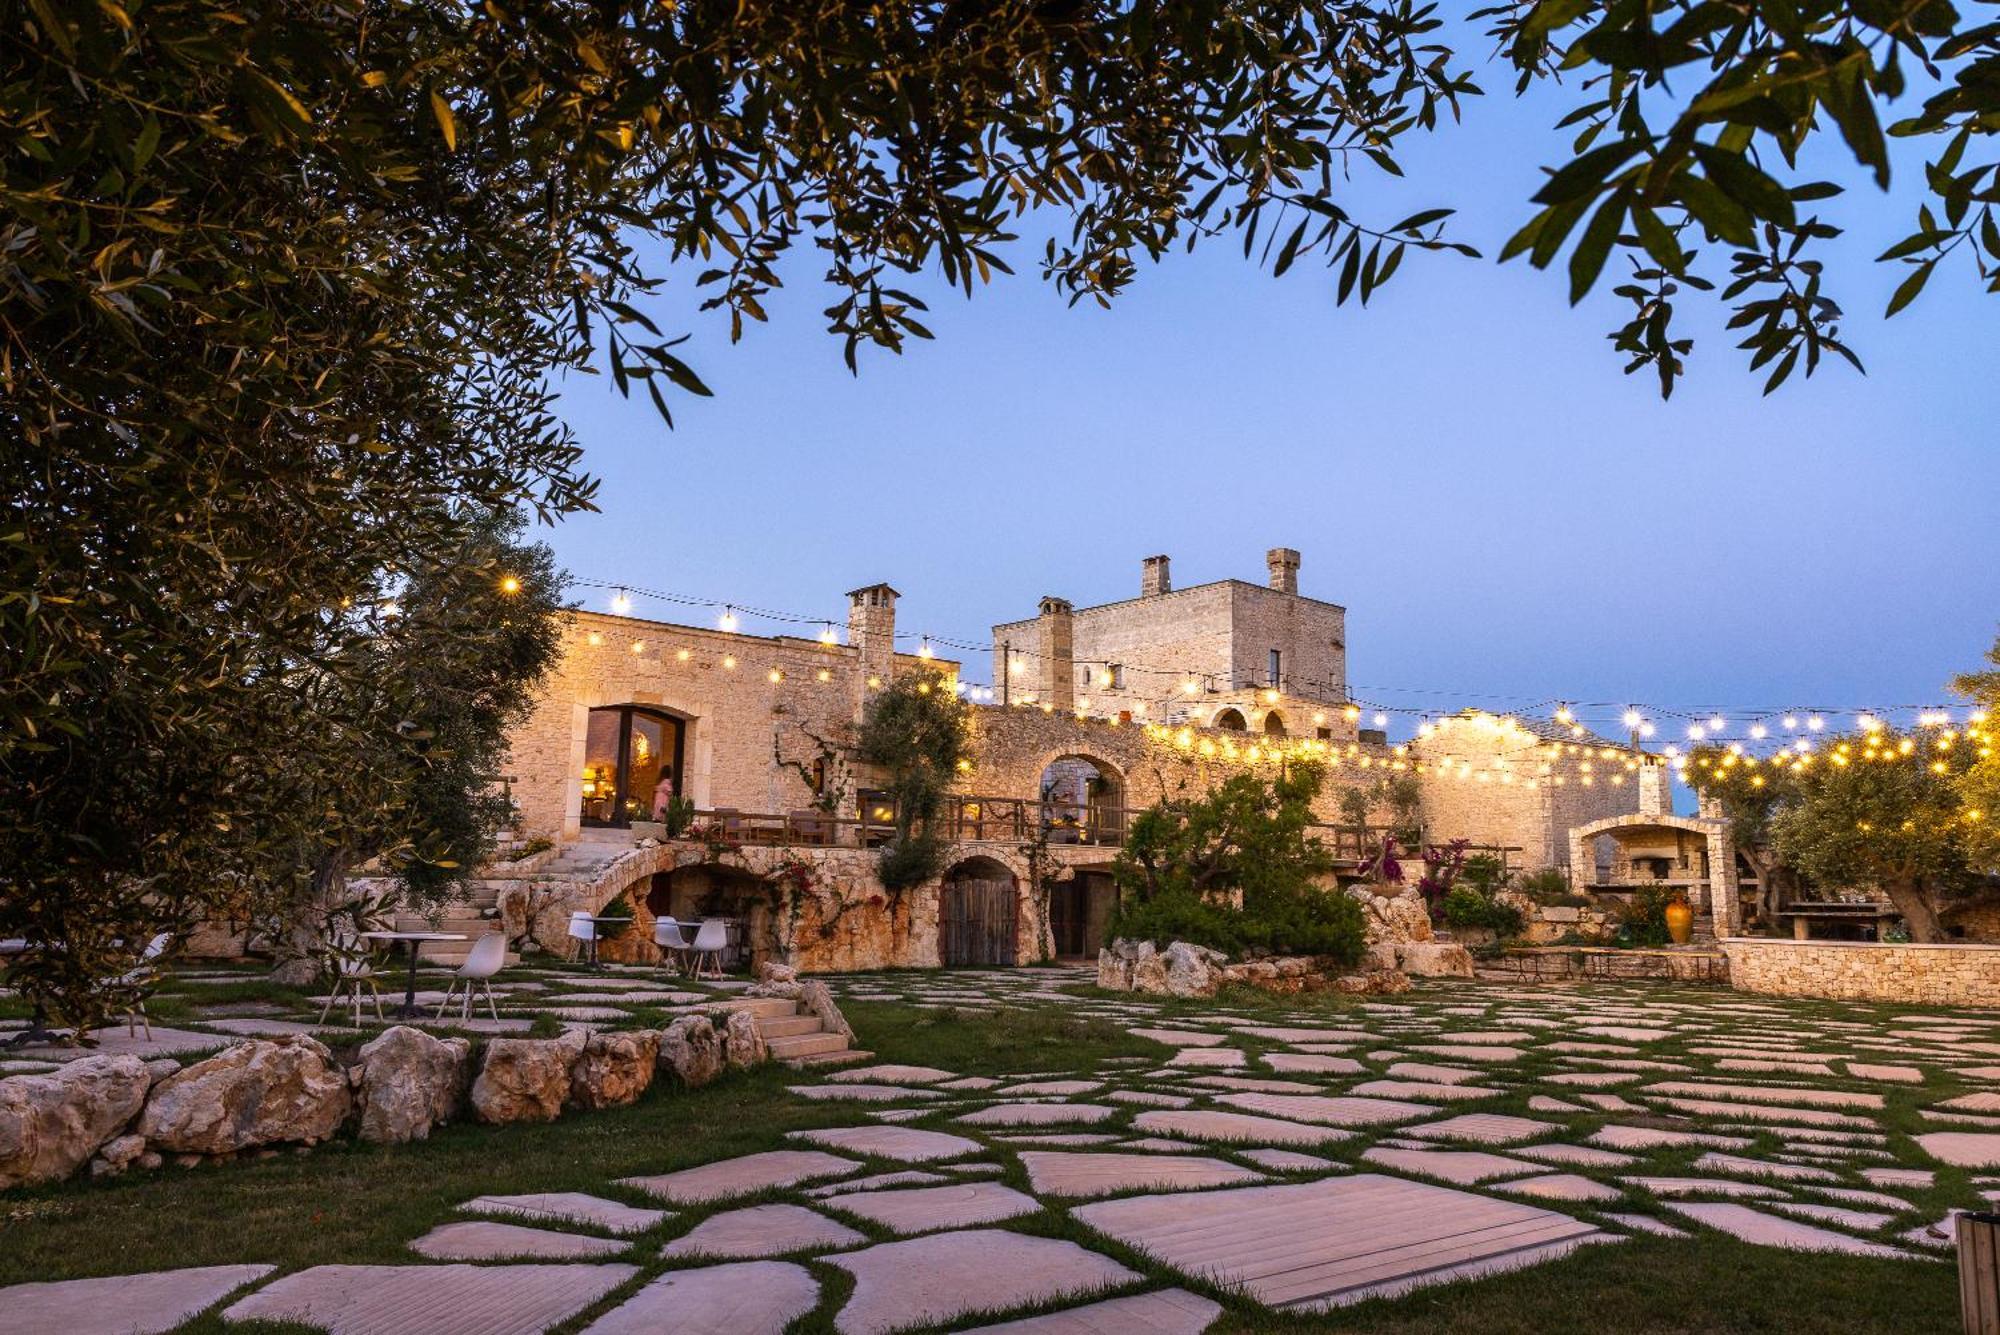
(581, 917, 631, 969)
(359, 930, 469, 1018)
(0, 938, 61, 1048)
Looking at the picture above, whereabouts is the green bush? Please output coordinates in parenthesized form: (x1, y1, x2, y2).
(1613, 883, 1675, 947)
(1106, 887, 1364, 962)
(1440, 885, 1527, 936)
(1516, 867, 1577, 904)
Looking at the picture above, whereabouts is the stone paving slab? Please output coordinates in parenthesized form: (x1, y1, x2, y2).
(1407, 1114, 1556, 1146)
(821, 1180, 1042, 1232)
(957, 1102, 1118, 1127)
(1074, 1173, 1613, 1311)
(1241, 1148, 1339, 1172)
(791, 1083, 942, 1103)
(0, 1264, 273, 1335)
(618, 1150, 860, 1204)
(661, 1203, 865, 1258)
(461, 1192, 668, 1236)
(1349, 1080, 1502, 1102)
(1262, 1053, 1363, 1075)
(958, 1287, 1223, 1334)
(792, 1125, 983, 1162)
(409, 1220, 629, 1261)
(1500, 1172, 1624, 1203)
(222, 1262, 638, 1334)
(828, 1064, 959, 1085)
(1693, 1152, 1837, 1183)
(1018, 1150, 1265, 1198)
(1130, 1028, 1230, 1047)
(828, 1228, 1140, 1335)
(1625, 1177, 1789, 1200)
(1131, 1109, 1354, 1147)
(1216, 1092, 1436, 1127)
(1915, 1132, 2000, 1167)
(1665, 1202, 1919, 1258)
(1361, 1147, 1542, 1185)
(580, 1261, 820, 1335)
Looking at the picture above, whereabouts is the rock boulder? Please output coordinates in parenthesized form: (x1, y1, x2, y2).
(0, 1055, 151, 1188)
(1393, 942, 1477, 978)
(470, 1031, 585, 1125)
(798, 980, 855, 1044)
(138, 1037, 350, 1156)
(350, 1026, 470, 1144)
(659, 1015, 723, 1088)
(1162, 941, 1225, 998)
(568, 1030, 660, 1111)
(722, 1009, 767, 1069)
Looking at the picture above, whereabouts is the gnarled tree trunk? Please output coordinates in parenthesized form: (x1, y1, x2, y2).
(1882, 877, 1944, 943)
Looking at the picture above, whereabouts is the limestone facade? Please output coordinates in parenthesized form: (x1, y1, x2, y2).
(1721, 938, 2000, 1006)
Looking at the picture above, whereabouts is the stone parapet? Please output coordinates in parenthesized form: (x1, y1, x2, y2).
(1720, 937, 2000, 1006)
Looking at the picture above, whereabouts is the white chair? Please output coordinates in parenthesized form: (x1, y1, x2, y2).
(436, 932, 507, 1022)
(653, 917, 692, 976)
(689, 918, 728, 979)
(113, 933, 172, 1037)
(317, 932, 384, 1026)
(567, 910, 599, 967)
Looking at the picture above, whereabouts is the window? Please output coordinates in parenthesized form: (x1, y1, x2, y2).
(1268, 649, 1282, 686)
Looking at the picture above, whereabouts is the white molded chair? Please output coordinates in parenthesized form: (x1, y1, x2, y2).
(689, 918, 728, 979)
(653, 917, 692, 976)
(317, 931, 384, 1026)
(113, 933, 172, 1037)
(436, 932, 507, 1022)
(567, 910, 598, 966)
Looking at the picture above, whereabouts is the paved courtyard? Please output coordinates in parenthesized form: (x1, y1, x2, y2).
(2, 964, 1990, 1332)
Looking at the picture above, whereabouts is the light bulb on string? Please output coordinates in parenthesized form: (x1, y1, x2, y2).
(1783, 715, 1799, 730)
(611, 589, 632, 616)
(718, 606, 738, 632)
(1622, 709, 1643, 729)
(819, 623, 838, 646)
(1708, 715, 1726, 732)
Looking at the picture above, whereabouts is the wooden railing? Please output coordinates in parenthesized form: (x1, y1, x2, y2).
(675, 793, 1516, 871)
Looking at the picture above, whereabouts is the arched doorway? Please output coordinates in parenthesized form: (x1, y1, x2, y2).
(940, 857, 1018, 966)
(643, 864, 779, 972)
(1038, 755, 1125, 846)
(580, 705, 687, 828)
(1263, 710, 1288, 737)
(1214, 708, 1247, 731)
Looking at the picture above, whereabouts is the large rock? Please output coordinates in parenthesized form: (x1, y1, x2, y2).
(350, 1025, 469, 1144)
(471, 1031, 585, 1125)
(798, 980, 855, 1044)
(569, 1030, 660, 1111)
(1335, 968, 1413, 994)
(89, 1132, 150, 1179)
(722, 1009, 768, 1069)
(138, 1037, 349, 1155)
(1348, 887, 1435, 946)
(1131, 952, 1170, 994)
(0, 1055, 150, 1188)
(659, 1015, 724, 1088)
(746, 959, 805, 1001)
(1394, 942, 1477, 978)
(1162, 941, 1225, 999)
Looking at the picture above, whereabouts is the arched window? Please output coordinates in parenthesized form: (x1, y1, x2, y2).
(1263, 711, 1288, 737)
(1214, 708, 1247, 731)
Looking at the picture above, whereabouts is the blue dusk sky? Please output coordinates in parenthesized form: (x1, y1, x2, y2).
(538, 47, 1998, 747)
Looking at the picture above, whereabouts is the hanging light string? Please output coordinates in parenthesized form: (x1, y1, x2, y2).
(566, 577, 1980, 756)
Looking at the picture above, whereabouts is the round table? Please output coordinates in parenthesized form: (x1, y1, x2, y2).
(580, 918, 631, 969)
(359, 931, 468, 1018)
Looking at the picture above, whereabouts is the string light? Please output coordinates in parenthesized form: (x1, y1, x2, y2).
(718, 606, 738, 632)
(819, 624, 838, 646)
(499, 575, 521, 595)
(611, 589, 632, 616)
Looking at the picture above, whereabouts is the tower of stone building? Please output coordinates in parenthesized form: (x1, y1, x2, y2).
(1141, 554, 1172, 598)
(1267, 547, 1300, 594)
(846, 583, 898, 717)
(1037, 596, 1074, 712)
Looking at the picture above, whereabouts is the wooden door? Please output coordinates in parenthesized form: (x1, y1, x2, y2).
(1047, 880, 1085, 958)
(940, 878, 1017, 966)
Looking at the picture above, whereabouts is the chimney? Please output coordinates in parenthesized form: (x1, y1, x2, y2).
(1638, 761, 1670, 817)
(1141, 554, 1172, 598)
(1266, 547, 1300, 595)
(1037, 596, 1074, 712)
(846, 583, 898, 714)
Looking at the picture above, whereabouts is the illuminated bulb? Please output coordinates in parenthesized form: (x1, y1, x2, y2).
(1181, 680, 1199, 695)
(1857, 713, 1878, 731)
(1263, 689, 1279, 704)
(1554, 706, 1574, 724)
(918, 639, 934, 660)
(1663, 744, 1680, 758)
(768, 668, 783, 683)
(1373, 713, 1388, 728)
(867, 675, 881, 689)
(1782, 715, 1798, 729)
(1750, 723, 1768, 739)
(1808, 715, 1825, 731)
(380, 601, 401, 618)
(499, 575, 520, 594)
(1313, 712, 1327, 725)
(1708, 715, 1726, 732)
(629, 640, 644, 654)
(1097, 670, 1113, 688)
(722, 655, 737, 669)
(1341, 704, 1360, 722)
(819, 624, 838, 645)
(816, 668, 831, 682)
(611, 590, 632, 615)
(676, 648, 691, 661)
(1687, 724, 1705, 740)
(1622, 709, 1642, 729)
(718, 606, 738, 631)
(586, 631, 603, 647)
(1639, 722, 1655, 738)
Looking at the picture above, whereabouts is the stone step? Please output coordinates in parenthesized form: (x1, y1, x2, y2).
(765, 1031, 848, 1060)
(756, 1015, 823, 1039)
(710, 997, 803, 1020)
(783, 1047, 873, 1070)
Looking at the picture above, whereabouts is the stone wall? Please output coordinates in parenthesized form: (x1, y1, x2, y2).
(1720, 937, 2000, 1006)
(1409, 714, 1639, 868)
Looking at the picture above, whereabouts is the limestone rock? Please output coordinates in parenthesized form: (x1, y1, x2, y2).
(1394, 942, 1476, 978)
(1162, 941, 1225, 999)
(351, 1025, 469, 1144)
(1096, 946, 1129, 991)
(89, 1133, 149, 1179)
(798, 980, 855, 1044)
(0, 1055, 150, 1188)
(145, 1058, 182, 1086)
(138, 1037, 349, 1156)
(723, 1009, 767, 1069)
(1335, 968, 1413, 995)
(746, 958, 806, 1000)
(660, 1015, 724, 1088)
(471, 1031, 585, 1125)
(1132, 951, 1171, 994)
(569, 1030, 660, 1111)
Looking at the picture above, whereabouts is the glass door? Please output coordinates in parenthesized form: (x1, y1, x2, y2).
(579, 706, 686, 827)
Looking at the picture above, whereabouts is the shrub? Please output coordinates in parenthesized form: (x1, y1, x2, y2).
(1106, 887, 1364, 962)
(1440, 885, 1527, 937)
(1613, 883, 1676, 947)
(1516, 867, 1577, 904)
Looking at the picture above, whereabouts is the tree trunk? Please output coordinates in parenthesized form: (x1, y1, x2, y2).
(1882, 877, 1944, 943)
(268, 857, 351, 983)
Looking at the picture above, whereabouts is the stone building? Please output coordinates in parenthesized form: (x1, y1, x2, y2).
(989, 549, 1359, 743)
(486, 556, 1656, 974)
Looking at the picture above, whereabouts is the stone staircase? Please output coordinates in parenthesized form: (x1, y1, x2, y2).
(729, 996, 870, 1068)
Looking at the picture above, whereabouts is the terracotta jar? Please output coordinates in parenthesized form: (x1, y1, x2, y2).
(1664, 897, 1694, 946)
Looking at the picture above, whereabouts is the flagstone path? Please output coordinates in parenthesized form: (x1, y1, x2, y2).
(10, 963, 1999, 1331)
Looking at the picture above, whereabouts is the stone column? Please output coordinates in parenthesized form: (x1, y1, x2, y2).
(1266, 547, 1300, 595)
(1141, 554, 1172, 598)
(1638, 762, 1670, 817)
(1037, 596, 1074, 712)
(1705, 824, 1740, 936)
(846, 582, 899, 720)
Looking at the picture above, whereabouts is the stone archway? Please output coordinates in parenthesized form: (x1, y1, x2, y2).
(1262, 709, 1288, 737)
(1036, 752, 1126, 847)
(1213, 707, 1248, 731)
(1568, 811, 1739, 935)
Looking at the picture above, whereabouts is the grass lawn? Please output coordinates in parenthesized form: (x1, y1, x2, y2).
(0, 976, 1973, 1333)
